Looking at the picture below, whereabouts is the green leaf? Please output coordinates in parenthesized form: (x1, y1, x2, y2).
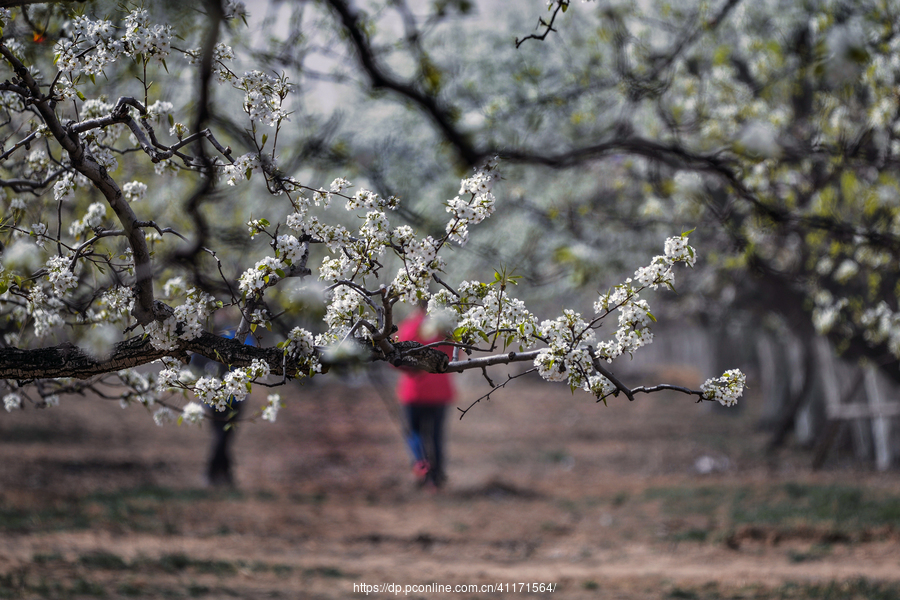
(561, 2, 567, 11)
(261, 133, 268, 149)
(681, 228, 696, 237)
(647, 311, 657, 322)
(161, 58, 168, 73)
(259, 218, 270, 227)
(275, 268, 285, 278)
(168, 113, 175, 126)
(76, 90, 86, 101)
(89, 73, 95, 85)
(250, 323, 257, 332)
(0, 282, 7, 295)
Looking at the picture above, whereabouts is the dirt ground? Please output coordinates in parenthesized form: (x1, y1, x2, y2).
(2, 365, 900, 599)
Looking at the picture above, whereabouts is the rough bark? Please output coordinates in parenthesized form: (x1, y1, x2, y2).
(0, 333, 290, 381)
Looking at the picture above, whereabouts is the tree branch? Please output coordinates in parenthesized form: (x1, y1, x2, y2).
(0, 332, 296, 381)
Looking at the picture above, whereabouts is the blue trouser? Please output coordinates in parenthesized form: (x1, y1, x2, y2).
(404, 404, 447, 484)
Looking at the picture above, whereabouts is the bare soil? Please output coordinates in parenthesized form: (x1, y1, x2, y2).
(1, 367, 900, 599)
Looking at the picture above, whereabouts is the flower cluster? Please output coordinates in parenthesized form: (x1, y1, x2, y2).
(239, 256, 285, 296)
(812, 289, 848, 335)
(261, 393, 282, 422)
(533, 310, 596, 386)
(451, 282, 537, 348)
(53, 174, 76, 203)
(861, 301, 900, 357)
(27, 287, 64, 338)
(275, 235, 304, 264)
(153, 407, 176, 426)
(234, 71, 291, 127)
(68, 202, 107, 239)
(172, 288, 218, 341)
(3, 393, 21, 412)
(592, 235, 697, 361)
(445, 157, 499, 245)
(392, 236, 444, 304)
(123, 9, 172, 62)
(700, 369, 746, 407)
(53, 8, 171, 84)
(225, 153, 262, 186)
(145, 316, 178, 351)
(191, 359, 270, 412)
(178, 402, 203, 424)
(123, 181, 147, 203)
(45, 255, 78, 296)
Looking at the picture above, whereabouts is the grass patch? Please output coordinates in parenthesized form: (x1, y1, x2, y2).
(70, 577, 106, 596)
(644, 486, 723, 517)
(731, 484, 900, 530)
(304, 566, 344, 578)
(0, 504, 92, 533)
(670, 528, 709, 543)
(157, 552, 192, 572)
(32, 552, 63, 564)
(643, 483, 900, 540)
(117, 581, 146, 597)
(79, 550, 129, 570)
(188, 583, 211, 597)
(662, 578, 900, 599)
(191, 559, 238, 576)
(0, 485, 248, 534)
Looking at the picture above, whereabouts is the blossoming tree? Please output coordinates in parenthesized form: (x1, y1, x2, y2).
(287, 0, 900, 403)
(0, 2, 749, 424)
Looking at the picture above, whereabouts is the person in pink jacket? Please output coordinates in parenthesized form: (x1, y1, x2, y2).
(396, 309, 456, 488)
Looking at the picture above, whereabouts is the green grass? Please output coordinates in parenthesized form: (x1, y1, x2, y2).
(666, 578, 900, 599)
(644, 483, 900, 535)
(644, 486, 723, 517)
(0, 552, 310, 599)
(670, 528, 710, 543)
(0, 485, 246, 534)
(731, 483, 900, 530)
(79, 550, 129, 570)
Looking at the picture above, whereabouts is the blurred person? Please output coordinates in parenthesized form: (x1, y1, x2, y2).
(189, 327, 257, 488)
(396, 307, 456, 489)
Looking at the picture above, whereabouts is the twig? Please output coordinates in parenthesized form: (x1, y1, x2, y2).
(515, 1, 568, 49)
(458, 368, 538, 419)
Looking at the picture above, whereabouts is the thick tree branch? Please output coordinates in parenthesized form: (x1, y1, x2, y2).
(0, 332, 295, 381)
(0, 43, 158, 325)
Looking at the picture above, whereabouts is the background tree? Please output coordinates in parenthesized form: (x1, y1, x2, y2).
(0, 0, 745, 424)
(255, 0, 900, 394)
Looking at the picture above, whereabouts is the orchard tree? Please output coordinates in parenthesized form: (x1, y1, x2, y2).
(255, 0, 900, 393)
(0, 0, 754, 423)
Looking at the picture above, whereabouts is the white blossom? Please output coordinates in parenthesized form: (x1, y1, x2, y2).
(123, 180, 148, 202)
(701, 370, 746, 407)
(153, 406, 177, 426)
(3, 393, 22, 412)
(261, 393, 281, 422)
(181, 402, 205, 425)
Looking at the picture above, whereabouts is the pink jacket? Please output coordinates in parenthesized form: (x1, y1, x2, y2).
(396, 311, 455, 405)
